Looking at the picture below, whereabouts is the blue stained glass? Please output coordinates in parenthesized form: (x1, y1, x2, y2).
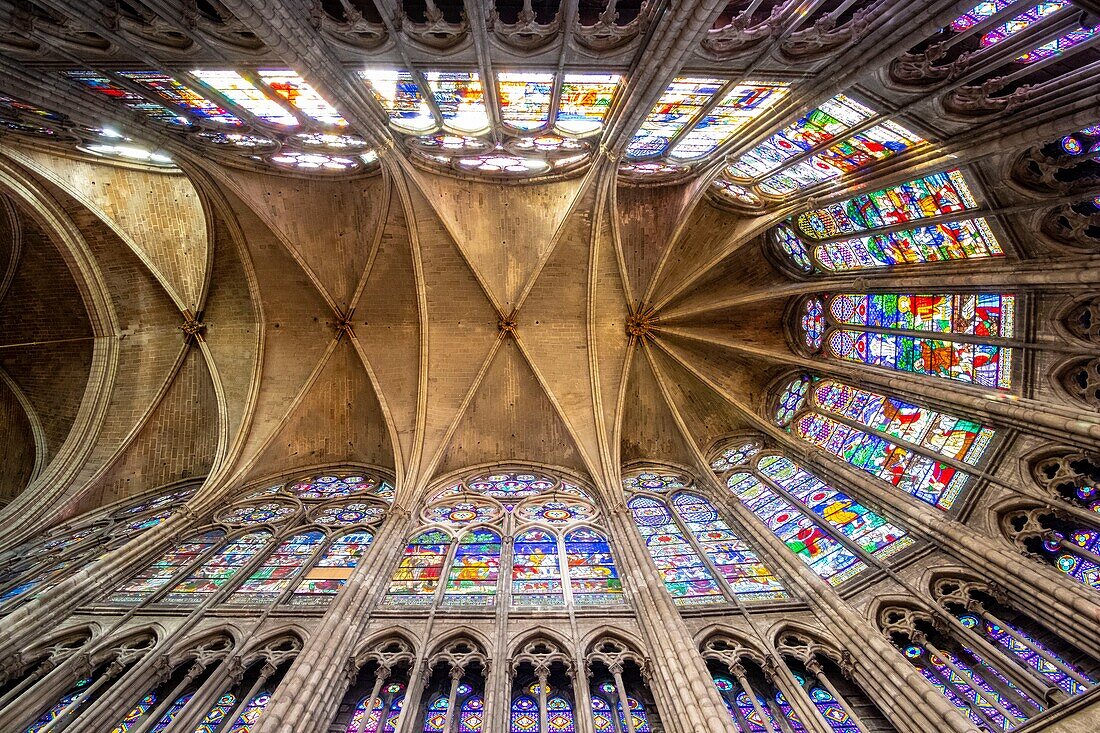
(959, 614, 1096, 696)
(564, 528, 623, 605)
(807, 685, 859, 731)
(735, 691, 781, 733)
(459, 694, 484, 733)
(25, 678, 92, 733)
(149, 692, 193, 732)
(510, 695, 538, 733)
(591, 696, 614, 732)
(627, 495, 723, 605)
(111, 692, 157, 732)
(194, 693, 237, 733)
(227, 691, 271, 733)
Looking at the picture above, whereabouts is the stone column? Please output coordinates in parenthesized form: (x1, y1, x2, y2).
(250, 507, 416, 732)
(730, 663, 779, 733)
(131, 661, 207, 733)
(610, 663, 636, 733)
(442, 666, 463, 733)
(700, 474, 982, 733)
(537, 666, 549, 733)
(805, 659, 872, 733)
(789, 444, 1100, 660)
(600, 506, 737, 733)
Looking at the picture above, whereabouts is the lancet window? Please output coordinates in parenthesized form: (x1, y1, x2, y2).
(329, 638, 414, 733)
(384, 470, 623, 608)
(55, 68, 376, 172)
(359, 69, 621, 176)
(105, 470, 390, 607)
(587, 638, 657, 733)
(771, 169, 1004, 273)
(932, 577, 1098, 699)
(715, 92, 925, 203)
(17, 633, 156, 732)
(714, 443, 914, 585)
(508, 642, 577, 733)
(418, 642, 488, 733)
(775, 631, 900, 733)
(880, 600, 1088, 732)
(0, 484, 196, 608)
(623, 467, 788, 606)
(772, 374, 998, 510)
(1002, 506, 1100, 589)
(796, 291, 1016, 389)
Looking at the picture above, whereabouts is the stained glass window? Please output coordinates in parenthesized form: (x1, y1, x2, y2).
(291, 531, 373, 603)
(725, 471, 866, 585)
(757, 455, 914, 560)
(952, 1, 1016, 32)
(459, 694, 484, 733)
(498, 73, 553, 131)
(591, 696, 614, 732)
(193, 692, 237, 733)
(226, 690, 271, 733)
(258, 70, 346, 126)
(228, 531, 325, 604)
(546, 696, 575, 732)
(360, 70, 436, 133)
(313, 503, 386, 525)
(802, 298, 825, 350)
(775, 224, 814, 273)
(289, 474, 378, 500)
(775, 374, 811, 425)
(1017, 24, 1098, 63)
(110, 692, 157, 732)
(427, 501, 503, 526)
(791, 378, 996, 509)
(1042, 527, 1100, 588)
(164, 531, 271, 604)
(443, 528, 501, 606)
(109, 530, 225, 604)
(803, 680, 859, 732)
(627, 78, 724, 158)
(426, 72, 490, 134)
(618, 696, 651, 733)
(423, 694, 450, 732)
(668, 83, 788, 161)
(557, 74, 619, 135)
(628, 495, 724, 604)
(817, 293, 1015, 389)
(64, 71, 186, 126)
(118, 71, 242, 125)
(25, 677, 92, 732)
(564, 528, 624, 605)
(711, 442, 762, 472)
(757, 122, 923, 195)
(386, 529, 451, 604)
(727, 95, 875, 179)
(957, 614, 1095, 696)
(621, 472, 687, 493)
(516, 499, 594, 525)
(148, 692, 192, 732)
(511, 528, 563, 606)
(904, 645, 1029, 731)
(190, 70, 299, 127)
(672, 492, 788, 601)
(511, 694, 538, 733)
(347, 685, 404, 733)
(796, 170, 977, 239)
(219, 502, 296, 524)
(466, 472, 558, 498)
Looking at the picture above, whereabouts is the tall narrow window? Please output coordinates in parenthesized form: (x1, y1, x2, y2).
(109, 530, 225, 604)
(775, 375, 996, 510)
(111, 692, 156, 732)
(671, 493, 788, 602)
(627, 495, 724, 604)
(443, 528, 501, 606)
(164, 531, 271, 605)
(227, 689, 272, 731)
(799, 292, 1015, 389)
(228, 531, 325, 605)
(385, 530, 452, 605)
(511, 529, 563, 606)
(291, 531, 374, 604)
(564, 528, 623, 605)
